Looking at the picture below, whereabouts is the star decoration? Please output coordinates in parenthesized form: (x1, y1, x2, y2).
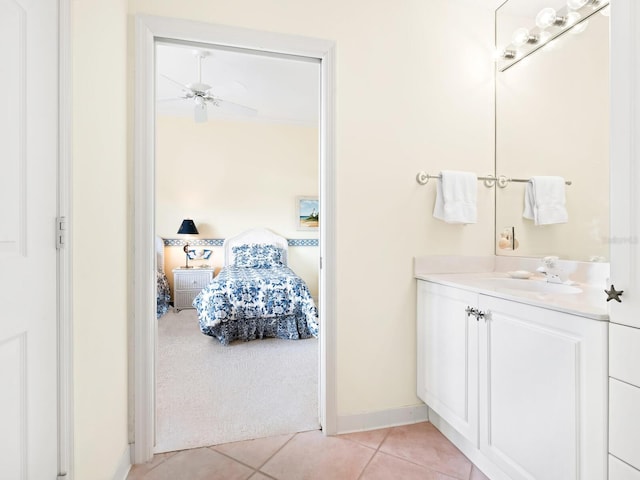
(605, 285, 624, 303)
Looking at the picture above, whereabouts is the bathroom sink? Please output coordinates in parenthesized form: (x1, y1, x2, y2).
(486, 277, 582, 294)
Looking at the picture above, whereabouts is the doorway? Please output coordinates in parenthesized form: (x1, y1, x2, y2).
(154, 40, 321, 452)
(133, 15, 336, 463)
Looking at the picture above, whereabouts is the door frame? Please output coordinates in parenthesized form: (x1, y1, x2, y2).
(132, 15, 337, 463)
(58, 0, 74, 477)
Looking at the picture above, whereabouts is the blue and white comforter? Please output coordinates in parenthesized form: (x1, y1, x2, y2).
(156, 270, 171, 318)
(193, 266, 318, 344)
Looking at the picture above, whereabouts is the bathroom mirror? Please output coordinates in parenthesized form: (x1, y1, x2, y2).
(495, 0, 610, 261)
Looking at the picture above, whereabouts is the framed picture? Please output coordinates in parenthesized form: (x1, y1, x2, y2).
(296, 196, 319, 230)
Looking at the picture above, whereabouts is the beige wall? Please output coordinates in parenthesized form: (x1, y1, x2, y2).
(72, 0, 129, 477)
(156, 116, 319, 299)
(70, 1, 495, 476)
(129, 0, 495, 421)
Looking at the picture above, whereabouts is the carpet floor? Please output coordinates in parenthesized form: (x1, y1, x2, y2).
(155, 308, 320, 453)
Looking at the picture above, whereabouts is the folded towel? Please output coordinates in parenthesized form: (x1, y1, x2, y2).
(433, 170, 478, 224)
(523, 176, 568, 225)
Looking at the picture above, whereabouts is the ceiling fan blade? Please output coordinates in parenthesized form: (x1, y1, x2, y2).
(194, 103, 208, 123)
(211, 98, 258, 117)
(160, 73, 192, 92)
(156, 97, 188, 103)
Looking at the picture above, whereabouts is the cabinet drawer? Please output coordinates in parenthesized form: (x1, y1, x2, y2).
(174, 290, 201, 310)
(175, 271, 212, 290)
(610, 378, 640, 470)
(610, 455, 640, 480)
(610, 323, 640, 387)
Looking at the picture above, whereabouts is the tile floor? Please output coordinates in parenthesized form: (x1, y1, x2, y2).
(127, 422, 490, 480)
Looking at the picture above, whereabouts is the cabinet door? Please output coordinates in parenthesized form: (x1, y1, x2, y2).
(610, 455, 640, 480)
(478, 296, 607, 480)
(610, 378, 640, 471)
(417, 281, 478, 445)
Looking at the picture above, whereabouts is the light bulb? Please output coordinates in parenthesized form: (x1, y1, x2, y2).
(570, 19, 589, 34)
(567, 0, 589, 9)
(566, 12, 581, 25)
(538, 31, 552, 43)
(511, 28, 538, 47)
(536, 7, 566, 29)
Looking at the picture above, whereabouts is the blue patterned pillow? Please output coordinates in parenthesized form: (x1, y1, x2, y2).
(232, 244, 284, 268)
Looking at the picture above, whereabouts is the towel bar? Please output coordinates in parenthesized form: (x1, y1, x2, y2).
(415, 172, 497, 188)
(415, 172, 572, 189)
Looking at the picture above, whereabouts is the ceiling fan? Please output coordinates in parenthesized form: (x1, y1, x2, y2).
(159, 50, 257, 123)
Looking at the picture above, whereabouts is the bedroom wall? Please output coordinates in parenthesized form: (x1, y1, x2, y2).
(129, 0, 494, 428)
(155, 116, 319, 299)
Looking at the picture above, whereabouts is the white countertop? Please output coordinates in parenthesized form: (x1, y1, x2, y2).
(416, 271, 609, 321)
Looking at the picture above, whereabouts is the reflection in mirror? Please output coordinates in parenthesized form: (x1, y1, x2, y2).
(496, 0, 610, 71)
(495, 1, 609, 261)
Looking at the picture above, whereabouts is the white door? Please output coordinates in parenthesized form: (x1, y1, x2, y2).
(0, 0, 59, 478)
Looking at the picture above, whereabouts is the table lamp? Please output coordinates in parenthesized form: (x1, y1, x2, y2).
(177, 219, 199, 268)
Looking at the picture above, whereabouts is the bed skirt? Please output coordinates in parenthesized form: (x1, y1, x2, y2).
(199, 312, 316, 346)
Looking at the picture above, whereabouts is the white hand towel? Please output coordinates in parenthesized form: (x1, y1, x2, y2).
(523, 176, 568, 225)
(433, 170, 478, 224)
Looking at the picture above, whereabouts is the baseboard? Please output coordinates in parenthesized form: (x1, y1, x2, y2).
(336, 404, 429, 434)
(111, 445, 132, 480)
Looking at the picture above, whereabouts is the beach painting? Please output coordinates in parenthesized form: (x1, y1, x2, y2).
(296, 196, 319, 230)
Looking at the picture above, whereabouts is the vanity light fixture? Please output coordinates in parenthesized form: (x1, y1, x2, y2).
(511, 28, 539, 47)
(536, 7, 567, 29)
(570, 19, 590, 34)
(566, 11, 582, 25)
(567, 0, 599, 9)
(498, 0, 608, 71)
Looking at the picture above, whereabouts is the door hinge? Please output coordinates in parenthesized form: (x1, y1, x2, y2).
(56, 216, 67, 249)
(57, 474, 68, 480)
(320, 256, 323, 269)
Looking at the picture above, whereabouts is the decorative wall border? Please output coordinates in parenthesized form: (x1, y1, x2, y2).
(163, 238, 319, 247)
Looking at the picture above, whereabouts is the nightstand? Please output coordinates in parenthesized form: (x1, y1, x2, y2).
(172, 267, 214, 312)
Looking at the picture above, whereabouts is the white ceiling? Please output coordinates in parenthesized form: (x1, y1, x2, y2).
(155, 42, 320, 126)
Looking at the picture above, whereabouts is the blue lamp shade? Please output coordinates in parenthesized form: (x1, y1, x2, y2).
(177, 219, 199, 235)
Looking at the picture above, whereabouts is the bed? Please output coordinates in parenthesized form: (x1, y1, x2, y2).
(193, 228, 319, 345)
(156, 236, 171, 318)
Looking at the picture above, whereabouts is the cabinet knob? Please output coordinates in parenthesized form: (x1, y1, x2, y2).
(465, 306, 487, 321)
(605, 284, 624, 303)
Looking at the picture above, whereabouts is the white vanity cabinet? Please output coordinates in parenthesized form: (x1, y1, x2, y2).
(417, 280, 608, 480)
(609, 323, 640, 478)
(416, 281, 479, 444)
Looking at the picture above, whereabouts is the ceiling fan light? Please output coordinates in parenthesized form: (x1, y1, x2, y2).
(194, 104, 207, 123)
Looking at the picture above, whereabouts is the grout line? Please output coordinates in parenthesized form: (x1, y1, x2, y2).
(355, 427, 394, 480)
(207, 446, 265, 473)
(125, 450, 185, 480)
(255, 431, 301, 472)
(366, 425, 473, 480)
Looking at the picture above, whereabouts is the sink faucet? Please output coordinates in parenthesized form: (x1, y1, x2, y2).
(536, 256, 565, 283)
